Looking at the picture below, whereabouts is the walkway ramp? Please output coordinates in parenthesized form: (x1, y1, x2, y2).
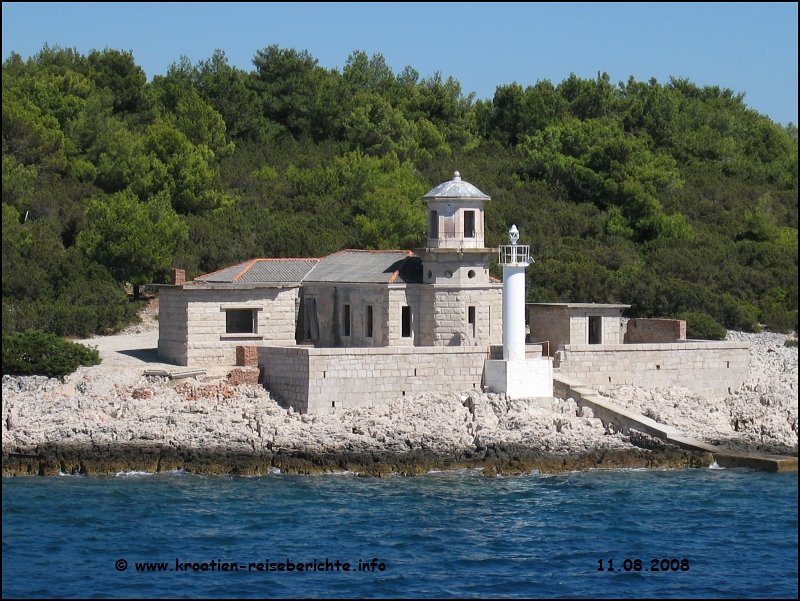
(554, 375, 797, 473)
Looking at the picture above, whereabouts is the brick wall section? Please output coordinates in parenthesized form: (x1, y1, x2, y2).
(172, 268, 186, 285)
(555, 341, 749, 399)
(624, 319, 686, 343)
(236, 346, 259, 366)
(227, 367, 262, 386)
(259, 345, 490, 414)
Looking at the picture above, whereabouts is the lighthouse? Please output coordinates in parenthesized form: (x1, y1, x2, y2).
(484, 225, 553, 402)
(501, 225, 527, 361)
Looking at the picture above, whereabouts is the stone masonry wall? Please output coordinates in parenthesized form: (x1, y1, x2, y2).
(302, 284, 389, 347)
(158, 286, 189, 365)
(527, 305, 570, 355)
(388, 287, 422, 346)
(421, 286, 502, 347)
(258, 346, 309, 408)
(555, 341, 749, 399)
(568, 309, 624, 346)
(182, 286, 299, 366)
(258, 345, 490, 414)
(624, 318, 686, 343)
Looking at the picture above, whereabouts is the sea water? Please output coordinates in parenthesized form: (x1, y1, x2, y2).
(2, 469, 797, 598)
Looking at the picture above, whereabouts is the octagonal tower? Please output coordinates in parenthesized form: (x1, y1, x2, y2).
(417, 172, 502, 347)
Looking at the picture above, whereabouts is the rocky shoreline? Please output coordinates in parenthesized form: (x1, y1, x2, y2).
(2, 330, 796, 477)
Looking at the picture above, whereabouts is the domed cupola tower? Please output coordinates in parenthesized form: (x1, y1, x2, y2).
(417, 172, 502, 347)
(420, 171, 493, 286)
(424, 171, 488, 250)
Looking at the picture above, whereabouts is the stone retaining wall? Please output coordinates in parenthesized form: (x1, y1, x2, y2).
(259, 346, 490, 414)
(555, 341, 749, 399)
(624, 318, 686, 343)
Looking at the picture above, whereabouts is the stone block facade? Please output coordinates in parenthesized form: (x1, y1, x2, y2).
(158, 285, 299, 366)
(301, 284, 390, 347)
(624, 319, 686, 343)
(258, 345, 491, 414)
(158, 286, 190, 365)
(528, 304, 626, 354)
(527, 305, 570, 353)
(418, 286, 502, 347)
(554, 341, 749, 399)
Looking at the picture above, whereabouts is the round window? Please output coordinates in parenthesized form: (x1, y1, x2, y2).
(444, 270, 453, 279)
(427, 270, 433, 280)
(468, 270, 476, 279)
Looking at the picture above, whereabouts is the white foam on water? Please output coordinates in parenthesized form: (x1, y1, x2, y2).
(114, 470, 153, 477)
(708, 461, 725, 469)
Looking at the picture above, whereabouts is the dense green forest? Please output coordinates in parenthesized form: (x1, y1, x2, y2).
(2, 45, 797, 338)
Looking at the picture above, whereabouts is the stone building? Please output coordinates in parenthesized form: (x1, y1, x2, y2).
(527, 303, 630, 356)
(158, 173, 505, 412)
(157, 172, 750, 413)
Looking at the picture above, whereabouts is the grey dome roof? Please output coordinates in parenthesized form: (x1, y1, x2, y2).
(423, 171, 489, 200)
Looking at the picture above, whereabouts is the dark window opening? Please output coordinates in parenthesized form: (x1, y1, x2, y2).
(342, 304, 351, 337)
(468, 306, 476, 337)
(303, 298, 319, 341)
(365, 305, 374, 338)
(464, 210, 475, 238)
(401, 306, 412, 338)
(429, 210, 438, 239)
(226, 309, 255, 334)
(588, 316, 602, 344)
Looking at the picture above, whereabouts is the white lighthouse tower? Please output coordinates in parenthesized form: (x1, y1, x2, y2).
(484, 225, 553, 401)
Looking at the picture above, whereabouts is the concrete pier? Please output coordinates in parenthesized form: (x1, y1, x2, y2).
(554, 375, 797, 473)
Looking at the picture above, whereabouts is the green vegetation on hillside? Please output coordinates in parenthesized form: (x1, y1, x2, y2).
(3, 45, 798, 341)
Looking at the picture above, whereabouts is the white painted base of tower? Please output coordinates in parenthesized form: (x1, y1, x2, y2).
(484, 358, 554, 404)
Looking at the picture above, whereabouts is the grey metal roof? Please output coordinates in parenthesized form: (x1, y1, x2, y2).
(423, 171, 489, 200)
(195, 258, 319, 284)
(304, 250, 422, 284)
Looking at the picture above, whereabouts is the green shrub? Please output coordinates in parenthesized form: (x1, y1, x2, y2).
(785, 338, 798, 347)
(2, 330, 101, 377)
(674, 312, 727, 340)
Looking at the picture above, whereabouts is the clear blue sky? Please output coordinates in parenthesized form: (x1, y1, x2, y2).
(3, 2, 798, 125)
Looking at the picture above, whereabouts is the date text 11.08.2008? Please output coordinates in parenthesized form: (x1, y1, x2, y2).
(598, 559, 689, 572)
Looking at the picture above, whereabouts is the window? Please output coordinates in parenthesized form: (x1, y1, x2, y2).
(468, 306, 476, 338)
(342, 304, 351, 337)
(401, 306, 412, 338)
(589, 316, 602, 344)
(303, 297, 319, 341)
(226, 309, 255, 334)
(365, 305, 374, 338)
(429, 210, 438, 239)
(464, 210, 475, 238)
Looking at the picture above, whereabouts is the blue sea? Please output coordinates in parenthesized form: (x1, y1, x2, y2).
(2, 468, 797, 598)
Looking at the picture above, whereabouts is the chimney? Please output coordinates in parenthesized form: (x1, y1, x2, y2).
(172, 268, 186, 286)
